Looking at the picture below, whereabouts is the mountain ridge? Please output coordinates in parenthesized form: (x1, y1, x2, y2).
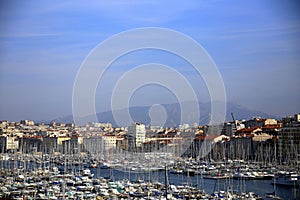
(46, 102, 278, 127)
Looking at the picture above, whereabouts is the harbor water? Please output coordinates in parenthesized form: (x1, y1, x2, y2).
(1, 157, 299, 199)
(90, 167, 299, 199)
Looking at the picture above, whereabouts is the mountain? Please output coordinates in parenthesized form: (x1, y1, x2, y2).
(47, 102, 278, 127)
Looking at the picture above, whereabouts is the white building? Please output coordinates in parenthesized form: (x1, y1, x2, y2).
(102, 135, 117, 149)
(179, 124, 190, 130)
(20, 120, 35, 126)
(278, 114, 300, 163)
(0, 136, 19, 152)
(127, 123, 146, 148)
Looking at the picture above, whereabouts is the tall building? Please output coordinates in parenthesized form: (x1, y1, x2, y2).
(127, 123, 146, 150)
(0, 136, 19, 152)
(278, 114, 300, 164)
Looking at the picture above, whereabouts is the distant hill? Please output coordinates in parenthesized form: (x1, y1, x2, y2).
(48, 102, 278, 127)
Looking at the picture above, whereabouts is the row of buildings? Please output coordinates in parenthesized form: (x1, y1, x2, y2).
(0, 114, 299, 164)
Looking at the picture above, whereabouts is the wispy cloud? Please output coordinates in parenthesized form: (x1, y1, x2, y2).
(0, 32, 63, 38)
(225, 22, 300, 37)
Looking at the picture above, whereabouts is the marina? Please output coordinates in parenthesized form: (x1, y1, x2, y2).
(0, 153, 299, 199)
(1, 115, 300, 199)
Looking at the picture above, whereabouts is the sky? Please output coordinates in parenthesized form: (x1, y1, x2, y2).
(0, 0, 299, 122)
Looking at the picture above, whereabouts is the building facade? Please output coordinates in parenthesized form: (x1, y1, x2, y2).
(278, 114, 300, 164)
(127, 123, 146, 150)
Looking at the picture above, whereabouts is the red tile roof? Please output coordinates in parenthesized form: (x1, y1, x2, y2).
(195, 134, 220, 141)
(236, 127, 261, 133)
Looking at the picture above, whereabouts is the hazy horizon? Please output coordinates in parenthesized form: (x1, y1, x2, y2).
(1, 101, 288, 123)
(0, 0, 299, 122)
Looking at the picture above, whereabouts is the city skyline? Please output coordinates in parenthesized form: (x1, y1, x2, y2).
(0, 0, 300, 122)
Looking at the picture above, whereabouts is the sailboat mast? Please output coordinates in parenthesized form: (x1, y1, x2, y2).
(165, 164, 168, 199)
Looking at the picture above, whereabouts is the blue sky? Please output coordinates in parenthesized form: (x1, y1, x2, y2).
(0, 0, 299, 121)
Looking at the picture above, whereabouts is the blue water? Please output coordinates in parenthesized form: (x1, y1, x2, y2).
(90, 167, 299, 200)
(1, 160, 299, 199)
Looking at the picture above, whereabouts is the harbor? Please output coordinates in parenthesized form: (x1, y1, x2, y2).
(1, 0, 300, 199)
(0, 153, 299, 199)
(0, 115, 300, 199)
